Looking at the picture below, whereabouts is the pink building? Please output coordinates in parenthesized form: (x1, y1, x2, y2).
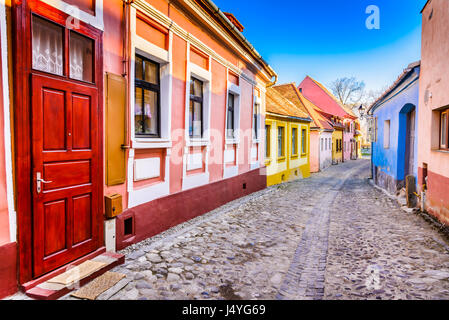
(0, 0, 276, 299)
(298, 76, 358, 164)
(418, 0, 449, 226)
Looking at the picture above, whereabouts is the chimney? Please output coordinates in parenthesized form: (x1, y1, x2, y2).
(223, 12, 244, 32)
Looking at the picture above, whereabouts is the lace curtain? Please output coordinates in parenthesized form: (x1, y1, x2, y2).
(32, 17, 63, 76)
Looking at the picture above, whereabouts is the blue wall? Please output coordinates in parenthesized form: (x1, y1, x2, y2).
(372, 75, 419, 188)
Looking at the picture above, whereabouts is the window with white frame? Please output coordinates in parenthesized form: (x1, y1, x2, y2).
(227, 92, 236, 139)
(135, 54, 161, 137)
(225, 82, 241, 143)
(253, 100, 260, 140)
(189, 77, 204, 138)
(384, 120, 390, 149)
(132, 44, 171, 144)
(185, 56, 211, 144)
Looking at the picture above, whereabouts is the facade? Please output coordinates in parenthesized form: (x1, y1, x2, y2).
(265, 87, 311, 186)
(0, 0, 276, 298)
(419, 0, 449, 226)
(298, 76, 358, 166)
(368, 62, 420, 195)
(271, 83, 333, 173)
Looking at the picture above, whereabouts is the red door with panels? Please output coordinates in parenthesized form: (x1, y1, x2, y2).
(14, 1, 104, 281)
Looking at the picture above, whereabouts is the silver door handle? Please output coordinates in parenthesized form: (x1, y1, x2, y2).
(36, 172, 52, 194)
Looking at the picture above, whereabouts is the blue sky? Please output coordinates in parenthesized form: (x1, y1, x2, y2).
(213, 0, 427, 92)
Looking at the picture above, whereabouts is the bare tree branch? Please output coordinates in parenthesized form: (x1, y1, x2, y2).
(329, 77, 366, 106)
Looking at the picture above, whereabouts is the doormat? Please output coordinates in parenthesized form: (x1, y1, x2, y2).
(47, 260, 107, 285)
(70, 272, 126, 300)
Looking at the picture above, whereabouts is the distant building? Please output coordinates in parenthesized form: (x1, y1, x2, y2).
(367, 62, 420, 195)
(272, 83, 334, 173)
(298, 76, 359, 165)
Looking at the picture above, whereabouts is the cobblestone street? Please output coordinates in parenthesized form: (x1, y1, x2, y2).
(65, 159, 449, 300)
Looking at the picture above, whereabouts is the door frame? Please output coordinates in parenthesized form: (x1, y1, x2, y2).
(13, 0, 104, 284)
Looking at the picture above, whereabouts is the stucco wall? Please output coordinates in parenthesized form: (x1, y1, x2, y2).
(419, 0, 449, 224)
(371, 80, 419, 192)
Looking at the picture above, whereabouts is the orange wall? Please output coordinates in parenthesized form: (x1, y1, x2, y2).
(209, 59, 227, 182)
(102, 0, 128, 209)
(170, 34, 187, 194)
(99, 0, 268, 211)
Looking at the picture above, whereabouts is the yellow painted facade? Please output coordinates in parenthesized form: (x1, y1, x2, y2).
(332, 129, 343, 164)
(265, 115, 311, 187)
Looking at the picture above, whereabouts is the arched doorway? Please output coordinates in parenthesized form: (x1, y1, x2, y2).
(398, 104, 416, 183)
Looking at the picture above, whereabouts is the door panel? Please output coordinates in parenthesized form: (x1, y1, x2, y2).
(72, 94, 92, 150)
(43, 199, 67, 257)
(32, 74, 100, 277)
(42, 88, 66, 151)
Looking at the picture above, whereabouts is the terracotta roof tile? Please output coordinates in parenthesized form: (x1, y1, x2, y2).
(266, 87, 310, 120)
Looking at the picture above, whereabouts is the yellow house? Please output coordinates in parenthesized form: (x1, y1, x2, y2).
(329, 116, 345, 164)
(265, 87, 312, 186)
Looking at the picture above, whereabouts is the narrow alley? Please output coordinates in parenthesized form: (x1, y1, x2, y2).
(49, 159, 448, 301)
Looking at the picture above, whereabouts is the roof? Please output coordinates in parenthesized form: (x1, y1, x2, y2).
(223, 12, 244, 32)
(298, 76, 355, 119)
(272, 83, 334, 131)
(421, 0, 431, 13)
(266, 87, 311, 121)
(367, 61, 421, 114)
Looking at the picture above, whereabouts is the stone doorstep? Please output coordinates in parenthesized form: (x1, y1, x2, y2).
(25, 252, 125, 300)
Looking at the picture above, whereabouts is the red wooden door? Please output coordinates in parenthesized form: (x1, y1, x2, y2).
(31, 74, 101, 277)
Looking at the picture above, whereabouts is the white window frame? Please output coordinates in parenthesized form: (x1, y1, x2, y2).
(182, 43, 211, 190)
(384, 120, 391, 149)
(225, 74, 241, 145)
(126, 7, 173, 208)
(185, 43, 212, 147)
(130, 8, 173, 150)
(223, 72, 241, 179)
(253, 95, 262, 143)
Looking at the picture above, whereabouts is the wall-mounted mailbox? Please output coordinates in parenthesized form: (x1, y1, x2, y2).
(105, 194, 123, 219)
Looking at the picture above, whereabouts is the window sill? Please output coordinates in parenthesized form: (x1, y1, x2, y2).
(186, 139, 210, 147)
(291, 154, 299, 159)
(277, 156, 286, 162)
(133, 139, 172, 149)
(225, 138, 240, 145)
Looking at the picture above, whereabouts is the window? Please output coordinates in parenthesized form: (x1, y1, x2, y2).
(441, 109, 449, 150)
(135, 55, 160, 137)
(301, 129, 307, 155)
(189, 77, 204, 138)
(265, 125, 271, 158)
(292, 127, 298, 156)
(227, 93, 236, 139)
(384, 120, 390, 149)
(253, 102, 259, 139)
(70, 31, 93, 82)
(321, 138, 324, 151)
(278, 126, 285, 158)
(32, 16, 64, 76)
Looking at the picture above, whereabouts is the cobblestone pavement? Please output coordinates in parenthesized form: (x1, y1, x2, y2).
(94, 159, 449, 301)
(7, 159, 449, 300)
